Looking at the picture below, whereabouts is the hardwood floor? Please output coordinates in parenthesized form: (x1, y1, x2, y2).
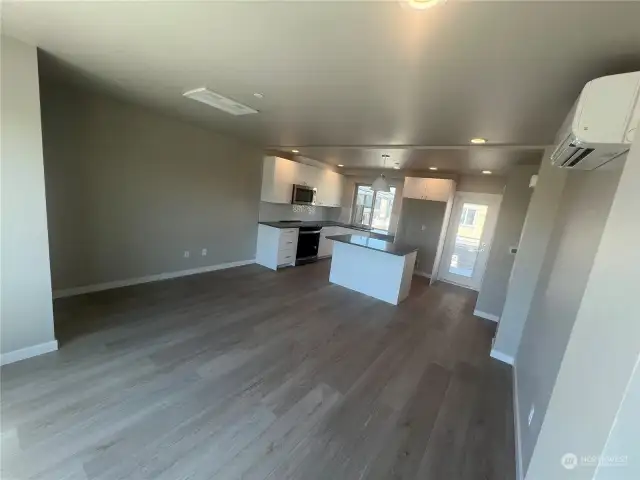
(1, 260, 515, 480)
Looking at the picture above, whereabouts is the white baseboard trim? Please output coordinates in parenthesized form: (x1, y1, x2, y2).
(53, 259, 256, 299)
(474, 309, 500, 322)
(490, 348, 515, 365)
(1, 340, 59, 366)
(413, 271, 431, 279)
(513, 364, 524, 480)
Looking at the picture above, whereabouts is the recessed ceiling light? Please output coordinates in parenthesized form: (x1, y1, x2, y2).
(406, 0, 448, 10)
(338, 164, 344, 167)
(471, 138, 487, 144)
(482, 170, 492, 175)
(429, 167, 438, 171)
(253, 93, 264, 98)
(291, 149, 299, 154)
(393, 166, 400, 170)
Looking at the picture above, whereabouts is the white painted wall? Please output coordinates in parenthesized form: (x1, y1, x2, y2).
(0, 36, 57, 362)
(594, 358, 640, 480)
(523, 138, 639, 479)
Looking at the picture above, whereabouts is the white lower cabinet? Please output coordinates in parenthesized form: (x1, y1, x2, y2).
(318, 227, 338, 258)
(319, 226, 370, 258)
(256, 225, 299, 270)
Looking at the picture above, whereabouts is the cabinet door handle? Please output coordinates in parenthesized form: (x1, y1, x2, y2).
(286, 241, 293, 244)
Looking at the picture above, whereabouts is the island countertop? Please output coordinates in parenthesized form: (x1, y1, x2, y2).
(326, 234, 418, 257)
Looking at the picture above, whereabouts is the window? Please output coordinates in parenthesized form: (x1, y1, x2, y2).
(460, 206, 478, 227)
(351, 184, 397, 231)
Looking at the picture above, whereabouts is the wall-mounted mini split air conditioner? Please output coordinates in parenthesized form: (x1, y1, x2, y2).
(551, 71, 640, 170)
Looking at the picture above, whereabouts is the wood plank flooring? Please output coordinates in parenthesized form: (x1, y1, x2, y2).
(1, 260, 515, 480)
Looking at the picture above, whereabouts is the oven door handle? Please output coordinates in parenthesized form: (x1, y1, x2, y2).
(299, 230, 322, 235)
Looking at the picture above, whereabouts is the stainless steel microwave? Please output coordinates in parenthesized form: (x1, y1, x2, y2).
(291, 184, 317, 205)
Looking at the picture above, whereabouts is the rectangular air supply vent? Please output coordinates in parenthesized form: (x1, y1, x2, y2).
(182, 87, 258, 116)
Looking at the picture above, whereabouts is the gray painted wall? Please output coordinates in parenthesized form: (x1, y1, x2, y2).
(475, 165, 538, 317)
(0, 37, 57, 356)
(258, 202, 340, 222)
(524, 139, 638, 479)
(516, 166, 622, 476)
(492, 149, 568, 360)
(458, 174, 506, 194)
(40, 79, 263, 291)
(395, 199, 446, 275)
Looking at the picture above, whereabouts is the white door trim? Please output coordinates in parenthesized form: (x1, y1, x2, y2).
(437, 192, 503, 290)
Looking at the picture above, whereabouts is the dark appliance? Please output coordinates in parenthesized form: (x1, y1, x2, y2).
(296, 226, 321, 265)
(291, 184, 317, 206)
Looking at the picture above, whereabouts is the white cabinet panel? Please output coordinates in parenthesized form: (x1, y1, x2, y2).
(316, 170, 344, 207)
(261, 157, 294, 204)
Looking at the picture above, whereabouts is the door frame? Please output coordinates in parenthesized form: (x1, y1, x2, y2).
(436, 192, 503, 291)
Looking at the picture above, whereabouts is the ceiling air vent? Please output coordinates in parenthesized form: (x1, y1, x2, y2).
(182, 87, 258, 116)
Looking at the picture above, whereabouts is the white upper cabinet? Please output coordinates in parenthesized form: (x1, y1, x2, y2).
(402, 177, 455, 202)
(403, 177, 427, 200)
(261, 156, 344, 206)
(315, 169, 344, 207)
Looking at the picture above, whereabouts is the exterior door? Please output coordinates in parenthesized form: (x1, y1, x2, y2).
(437, 192, 502, 290)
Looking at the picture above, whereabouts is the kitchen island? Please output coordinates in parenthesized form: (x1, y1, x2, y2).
(326, 234, 418, 305)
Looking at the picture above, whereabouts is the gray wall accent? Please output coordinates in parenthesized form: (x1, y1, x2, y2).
(458, 174, 506, 194)
(475, 165, 539, 317)
(0, 36, 57, 355)
(258, 202, 340, 222)
(492, 149, 568, 360)
(395, 199, 446, 275)
(516, 166, 622, 476)
(40, 79, 263, 291)
(524, 141, 637, 479)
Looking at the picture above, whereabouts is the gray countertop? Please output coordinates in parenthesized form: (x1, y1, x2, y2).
(259, 221, 394, 241)
(326, 234, 418, 257)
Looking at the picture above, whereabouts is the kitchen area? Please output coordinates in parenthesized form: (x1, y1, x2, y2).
(256, 156, 457, 304)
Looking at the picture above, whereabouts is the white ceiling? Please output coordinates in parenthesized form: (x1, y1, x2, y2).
(3, 0, 640, 173)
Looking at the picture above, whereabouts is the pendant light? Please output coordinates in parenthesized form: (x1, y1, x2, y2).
(372, 155, 391, 192)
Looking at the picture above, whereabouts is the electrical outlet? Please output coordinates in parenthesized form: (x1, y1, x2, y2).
(201, 248, 207, 256)
(528, 405, 535, 426)
(421, 225, 426, 231)
(183, 250, 190, 259)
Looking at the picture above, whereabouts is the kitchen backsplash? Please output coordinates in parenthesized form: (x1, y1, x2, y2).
(259, 202, 342, 222)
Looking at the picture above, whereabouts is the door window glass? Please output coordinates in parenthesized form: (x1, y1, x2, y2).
(448, 203, 488, 277)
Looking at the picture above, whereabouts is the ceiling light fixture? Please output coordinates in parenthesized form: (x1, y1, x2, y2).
(429, 167, 438, 171)
(372, 155, 391, 192)
(406, 0, 448, 10)
(291, 149, 299, 154)
(253, 93, 264, 98)
(471, 138, 487, 144)
(482, 170, 492, 175)
(338, 164, 344, 167)
(183, 87, 258, 116)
